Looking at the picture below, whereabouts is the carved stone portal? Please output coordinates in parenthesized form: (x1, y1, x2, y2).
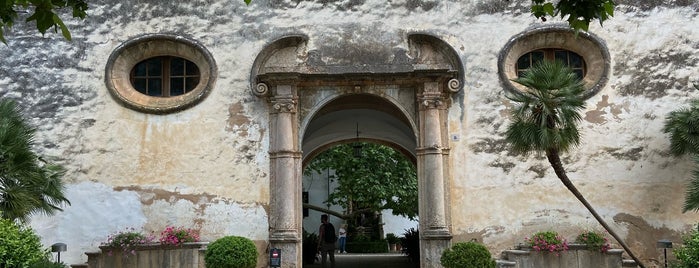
(252, 32, 463, 268)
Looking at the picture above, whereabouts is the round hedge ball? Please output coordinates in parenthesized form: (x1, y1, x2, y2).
(205, 236, 258, 268)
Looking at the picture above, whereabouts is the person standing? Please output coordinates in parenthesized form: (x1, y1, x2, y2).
(338, 224, 347, 253)
(318, 214, 336, 268)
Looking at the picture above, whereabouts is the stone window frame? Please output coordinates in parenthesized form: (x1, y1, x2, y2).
(498, 25, 610, 99)
(105, 34, 217, 114)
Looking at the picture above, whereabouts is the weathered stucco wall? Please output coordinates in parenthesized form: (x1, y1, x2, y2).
(0, 0, 698, 266)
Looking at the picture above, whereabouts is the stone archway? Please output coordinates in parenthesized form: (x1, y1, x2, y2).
(251, 32, 463, 268)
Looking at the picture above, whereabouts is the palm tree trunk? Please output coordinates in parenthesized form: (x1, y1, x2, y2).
(546, 148, 646, 268)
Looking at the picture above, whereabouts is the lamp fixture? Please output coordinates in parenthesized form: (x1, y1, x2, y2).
(353, 122, 362, 158)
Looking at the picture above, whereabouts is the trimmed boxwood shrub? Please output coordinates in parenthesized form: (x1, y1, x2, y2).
(205, 236, 258, 268)
(440, 242, 496, 268)
(0, 218, 46, 267)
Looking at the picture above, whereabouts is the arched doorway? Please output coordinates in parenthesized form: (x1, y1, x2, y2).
(251, 33, 463, 268)
(300, 94, 418, 259)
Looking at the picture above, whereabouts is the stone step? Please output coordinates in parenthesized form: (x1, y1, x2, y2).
(622, 259, 638, 267)
(496, 259, 517, 268)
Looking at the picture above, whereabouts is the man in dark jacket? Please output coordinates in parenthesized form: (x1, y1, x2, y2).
(318, 214, 336, 268)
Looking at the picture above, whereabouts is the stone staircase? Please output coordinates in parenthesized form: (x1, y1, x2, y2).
(496, 244, 639, 268)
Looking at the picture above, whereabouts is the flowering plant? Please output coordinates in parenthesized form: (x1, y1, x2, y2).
(575, 231, 610, 252)
(102, 228, 155, 256)
(525, 231, 568, 254)
(159, 226, 200, 246)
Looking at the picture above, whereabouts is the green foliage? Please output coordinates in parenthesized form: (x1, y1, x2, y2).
(575, 231, 610, 252)
(28, 259, 67, 268)
(673, 228, 699, 268)
(525, 231, 568, 253)
(101, 228, 155, 256)
(0, 99, 71, 222)
(386, 233, 400, 244)
(0, 218, 47, 267)
(205, 236, 258, 268)
(440, 242, 496, 268)
(0, 0, 88, 44)
(505, 60, 586, 155)
(529, 0, 615, 32)
(305, 142, 418, 219)
(346, 241, 389, 253)
(401, 227, 420, 263)
(664, 84, 699, 212)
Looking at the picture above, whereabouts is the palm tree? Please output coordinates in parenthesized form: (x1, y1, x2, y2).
(0, 99, 70, 222)
(663, 84, 699, 212)
(505, 61, 645, 267)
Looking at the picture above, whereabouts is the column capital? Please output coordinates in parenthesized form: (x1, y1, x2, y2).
(271, 97, 297, 113)
(265, 84, 298, 113)
(418, 81, 451, 109)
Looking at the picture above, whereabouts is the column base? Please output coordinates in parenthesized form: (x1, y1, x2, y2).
(269, 239, 301, 268)
(420, 230, 452, 268)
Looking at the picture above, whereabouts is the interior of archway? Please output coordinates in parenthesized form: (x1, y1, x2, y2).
(300, 93, 419, 258)
(302, 94, 416, 164)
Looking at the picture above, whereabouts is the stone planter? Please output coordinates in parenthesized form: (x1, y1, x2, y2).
(501, 244, 625, 268)
(83, 242, 208, 268)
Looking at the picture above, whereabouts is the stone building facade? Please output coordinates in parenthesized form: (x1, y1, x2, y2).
(1, 0, 699, 267)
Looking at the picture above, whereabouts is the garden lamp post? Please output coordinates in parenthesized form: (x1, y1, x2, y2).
(51, 243, 67, 263)
(657, 239, 672, 268)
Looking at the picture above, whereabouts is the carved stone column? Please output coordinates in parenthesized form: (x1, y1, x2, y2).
(256, 83, 302, 268)
(417, 80, 456, 268)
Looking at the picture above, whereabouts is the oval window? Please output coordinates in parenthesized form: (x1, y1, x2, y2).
(498, 26, 610, 99)
(105, 34, 217, 114)
(516, 49, 586, 80)
(131, 56, 201, 97)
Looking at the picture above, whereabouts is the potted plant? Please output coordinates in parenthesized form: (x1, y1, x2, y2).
(159, 226, 200, 246)
(100, 227, 155, 256)
(525, 231, 569, 255)
(575, 231, 610, 253)
(386, 233, 400, 252)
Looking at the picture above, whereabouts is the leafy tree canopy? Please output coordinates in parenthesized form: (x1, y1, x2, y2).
(0, 0, 88, 44)
(304, 142, 418, 220)
(527, 0, 615, 32)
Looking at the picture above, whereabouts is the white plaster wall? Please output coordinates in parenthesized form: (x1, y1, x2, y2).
(0, 0, 696, 266)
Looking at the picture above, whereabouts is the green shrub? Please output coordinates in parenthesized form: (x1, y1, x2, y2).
(674, 228, 699, 268)
(0, 218, 46, 267)
(205, 236, 258, 268)
(440, 242, 496, 268)
(28, 259, 67, 268)
(346, 241, 389, 253)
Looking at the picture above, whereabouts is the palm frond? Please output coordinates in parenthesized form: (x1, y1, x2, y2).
(0, 99, 70, 222)
(683, 156, 699, 212)
(664, 102, 699, 156)
(505, 60, 586, 154)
